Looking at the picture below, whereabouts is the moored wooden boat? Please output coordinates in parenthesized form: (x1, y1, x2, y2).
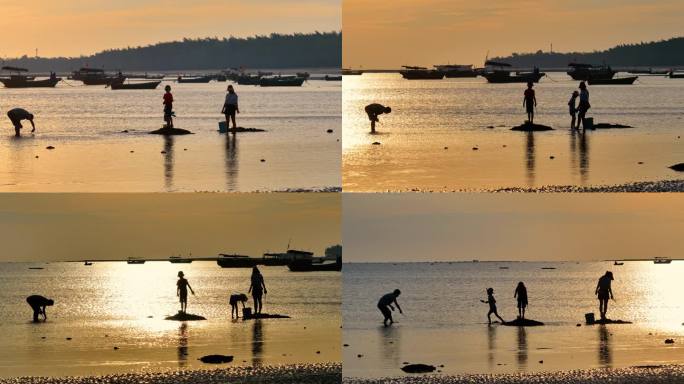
(400, 66, 444, 80)
(587, 76, 638, 85)
(259, 76, 305, 87)
(110, 80, 162, 90)
(1, 66, 61, 88)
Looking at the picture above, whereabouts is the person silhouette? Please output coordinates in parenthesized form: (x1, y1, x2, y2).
(568, 90, 579, 129)
(176, 271, 195, 313)
(377, 289, 402, 327)
(595, 271, 614, 320)
(26, 295, 54, 322)
(163, 85, 174, 128)
(248, 266, 267, 314)
(514, 282, 528, 319)
(523, 82, 537, 124)
(222, 85, 240, 130)
(7, 108, 35, 136)
(481, 287, 505, 325)
(577, 82, 591, 130)
(364, 103, 392, 133)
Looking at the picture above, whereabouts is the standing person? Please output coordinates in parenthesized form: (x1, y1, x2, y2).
(163, 85, 174, 128)
(176, 271, 195, 313)
(26, 295, 54, 323)
(568, 90, 579, 129)
(523, 82, 537, 124)
(577, 82, 591, 130)
(377, 289, 402, 327)
(221, 85, 240, 130)
(7, 108, 35, 136)
(595, 271, 614, 320)
(514, 282, 528, 319)
(364, 103, 391, 133)
(481, 288, 505, 325)
(248, 266, 267, 314)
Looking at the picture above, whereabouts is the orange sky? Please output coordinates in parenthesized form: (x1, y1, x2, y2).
(343, 0, 684, 68)
(0, 0, 340, 58)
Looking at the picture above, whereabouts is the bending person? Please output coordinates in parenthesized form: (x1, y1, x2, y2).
(377, 289, 402, 327)
(7, 108, 35, 136)
(26, 295, 54, 322)
(248, 266, 267, 314)
(595, 271, 614, 320)
(364, 103, 391, 133)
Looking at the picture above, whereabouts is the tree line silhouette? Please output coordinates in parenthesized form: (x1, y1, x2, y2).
(2, 32, 341, 72)
(491, 36, 684, 68)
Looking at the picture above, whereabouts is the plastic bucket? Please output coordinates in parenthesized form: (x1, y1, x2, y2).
(585, 312, 595, 324)
(584, 117, 594, 129)
(218, 121, 228, 133)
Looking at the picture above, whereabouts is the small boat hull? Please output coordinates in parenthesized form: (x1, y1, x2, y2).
(400, 70, 444, 80)
(82, 77, 125, 86)
(587, 76, 638, 85)
(483, 71, 544, 83)
(111, 80, 161, 90)
(0, 77, 61, 88)
(287, 260, 342, 272)
(259, 77, 305, 87)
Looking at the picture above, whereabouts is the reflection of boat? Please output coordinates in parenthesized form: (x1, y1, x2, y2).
(434, 64, 477, 78)
(654, 257, 672, 264)
(84, 261, 93, 266)
(342, 68, 363, 75)
(259, 76, 305, 87)
(288, 256, 342, 272)
(481, 61, 544, 83)
(400, 66, 444, 80)
(169, 256, 192, 264)
(0, 66, 61, 88)
(127, 258, 146, 265)
(588, 76, 638, 85)
(110, 80, 161, 90)
(567, 63, 616, 80)
(613, 261, 624, 266)
(177, 75, 213, 83)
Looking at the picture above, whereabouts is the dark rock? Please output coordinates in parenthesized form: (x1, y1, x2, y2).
(511, 122, 553, 131)
(638, 162, 643, 164)
(343, 344, 349, 347)
(130, 150, 134, 153)
(669, 163, 684, 172)
(502, 318, 545, 327)
(486, 126, 494, 129)
(316, 351, 321, 354)
(372, 142, 381, 145)
(243, 313, 291, 320)
(586, 318, 632, 325)
(121, 130, 129, 133)
(549, 156, 555, 159)
(148, 127, 193, 135)
(160, 150, 166, 154)
(444, 147, 448, 150)
(401, 364, 436, 374)
(113, 346, 119, 350)
(665, 339, 675, 344)
(41, 336, 46, 339)
(198, 354, 234, 364)
(260, 159, 266, 162)
(593, 123, 633, 129)
(165, 312, 207, 321)
(576, 324, 581, 327)
(66, 337, 72, 340)
(357, 354, 363, 358)
(46, 146, 55, 149)
(327, 129, 333, 133)
(539, 360, 544, 364)
(35, 156, 39, 158)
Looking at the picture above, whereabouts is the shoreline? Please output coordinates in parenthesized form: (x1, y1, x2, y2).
(0, 363, 341, 384)
(343, 364, 684, 384)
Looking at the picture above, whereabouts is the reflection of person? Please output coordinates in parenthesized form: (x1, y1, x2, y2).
(364, 103, 392, 133)
(7, 108, 35, 136)
(221, 85, 240, 130)
(595, 271, 614, 320)
(568, 91, 579, 129)
(481, 288, 505, 325)
(248, 267, 267, 314)
(577, 82, 591, 130)
(377, 289, 402, 327)
(176, 271, 195, 313)
(514, 282, 528, 319)
(26, 295, 54, 322)
(163, 85, 174, 128)
(523, 82, 537, 123)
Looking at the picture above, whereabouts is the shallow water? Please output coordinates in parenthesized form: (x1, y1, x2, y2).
(0, 74, 340, 192)
(0, 262, 340, 377)
(343, 73, 684, 191)
(343, 262, 684, 378)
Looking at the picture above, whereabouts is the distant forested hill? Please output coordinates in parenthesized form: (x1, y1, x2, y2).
(2, 32, 341, 72)
(492, 37, 684, 68)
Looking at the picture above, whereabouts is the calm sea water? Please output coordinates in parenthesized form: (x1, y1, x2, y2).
(343, 73, 684, 191)
(0, 73, 340, 192)
(0, 262, 340, 377)
(343, 262, 684, 377)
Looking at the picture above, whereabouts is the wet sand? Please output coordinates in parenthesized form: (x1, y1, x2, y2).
(389, 179, 684, 192)
(0, 363, 341, 384)
(343, 364, 684, 383)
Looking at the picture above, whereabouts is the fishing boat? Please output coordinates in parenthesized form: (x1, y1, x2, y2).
(236, 74, 262, 85)
(71, 68, 124, 85)
(110, 79, 161, 90)
(297, 72, 311, 79)
(0, 67, 61, 88)
(217, 249, 315, 268)
(342, 68, 363, 75)
(653, 257, 672, 264)
(567, 63, 616, 81)
(481, 61, 544, 83)
(177, 75, 213, 83)
(628, 68, 668, 75)
(434, 64, 477, 78)
(324, 75, 342, 81)
(127, 257, 146, 265)
(399, 66, 444, 80)
(169, 256, 192, 263)
(588, 76, 638, 85)
(259, 75, 305, 87)
(613, 261, 624, 266)
(287, 256, 342, 272)
(668, 71, 684, 79)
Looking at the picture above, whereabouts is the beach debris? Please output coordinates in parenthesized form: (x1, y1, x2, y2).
(593, 123, 633, 129)
(130, 150, 134, 153)
(148, 127, 193, 135)
(502, 318, 545, 327)
(472, 147, 479, 150)
(316, 351, 321, 354)
(669, 163, 684, 171)
(401, 364, 437, 374)
(638, 161, 643, 164)
(35, 156, 39, 158)
(343, 344, 350, 347)
(665, 339, 675, 344)
(549, 156, 555, 159)
(327, 129, 333, 133)
(46, 145, 55, 150)
(198, 354, 234, 364)
(66, 337, 72, 340)
(372, 142, 381, 145)
(576, 323, 581, 327)
(260, 159, 266, 162)
(113, 346, 119, 350)
(357, 354, 363, 358)
(444, 146, 448, 150)
(539, 360, 544, 364)
(511, 122, 553, 131)
(165, 312, 207, 321)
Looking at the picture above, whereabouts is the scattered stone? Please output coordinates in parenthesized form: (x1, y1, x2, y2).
(539, 360, 544, 364)
(165, 312, 207, 321)
(198, 354, 234, 364)
(472, 147, 479, 151)
(444, 146, 448, 150)
(401, 364, 437, 374)
(161, 150, 166, 154)
(121, 130, 129, 133)
(357, 354, 363, 358)
(41, 336, 46, 339)
(549, 156, 555, 159)
(149, 127, 193, 135)
(66, 337, 72, 340)
(147, 316, 153, 318)
(316, 351, 321, 354)
(638, 162, 643, 164)
(577, 324, 581, 327)
(35, 156, 39, 158)
(113, 346, 119, 350)
(665, 339, 675, 344)
(502, 145, 507, 148)
(502, 318, 545, 327)
(130, 150, 134, 153)
(372, 142, 381, 145)
(184, 148, 187, 151)
(511, 122, 553, 131)
(327, 129, 333, 133)
(669, 163, 684, 172)
(260, 159, 266, 162)
(486, 125, 494, 129)
(343, 344, 350, 347)
(46, 146, 55, 150)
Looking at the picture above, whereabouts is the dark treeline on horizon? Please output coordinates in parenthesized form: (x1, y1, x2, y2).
(492, 36, 684, 68)
(1, 32, 341, 72)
